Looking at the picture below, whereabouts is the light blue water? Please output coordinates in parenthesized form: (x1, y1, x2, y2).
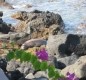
(0, 0, 86, 34)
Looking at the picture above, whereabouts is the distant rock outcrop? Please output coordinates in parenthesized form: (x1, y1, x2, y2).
(0, 0, 14, 9)
(11, 10, 65, 45)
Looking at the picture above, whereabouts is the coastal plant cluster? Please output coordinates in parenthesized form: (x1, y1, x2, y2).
(4, 42, 79, 80)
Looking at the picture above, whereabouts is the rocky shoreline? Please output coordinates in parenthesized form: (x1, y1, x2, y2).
(0, 10, 86, 80)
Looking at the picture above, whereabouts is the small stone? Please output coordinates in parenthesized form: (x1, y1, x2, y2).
(25, 73, 35, 79)
(34, 71, 48, 79)
(6, 60, 20, 71)
(17, 62, 34, 75)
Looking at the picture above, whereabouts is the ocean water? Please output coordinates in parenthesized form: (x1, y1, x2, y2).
(0, 0, 86, 34)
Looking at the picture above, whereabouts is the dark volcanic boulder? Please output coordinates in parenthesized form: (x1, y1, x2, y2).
(65, 34, 86, 56)
(0, 11, 3, 17)
(0, 22, 11, 34)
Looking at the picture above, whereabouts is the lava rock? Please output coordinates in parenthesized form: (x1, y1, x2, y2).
(6, 60, 20, 71)
(12, 10, 64, 45)
(0, 11, 3, 17)
(0, 58, 7, 72)
(74, 44, 86, 56)
(0, 22, 11, 34)
(7, 70, 23, 80)
(17, 62, 34, 75)
(54, 54, 78, 69)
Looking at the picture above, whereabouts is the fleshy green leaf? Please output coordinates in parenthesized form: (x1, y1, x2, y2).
(40, 61, 48, 71)
(6, 51, 15, 61)
(15, 49, 24, 59)
(48, 65, 55, 71)
(54, 71, 61, 79)
(20, 52, 31, 62)
(6, 48, 63, 79)
(33, 60, 41, 70)
(48, 65, 56, 78)
(30, 55, 37, 64)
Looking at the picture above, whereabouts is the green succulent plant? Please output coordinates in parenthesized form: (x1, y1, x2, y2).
(6, 49, 63, 80)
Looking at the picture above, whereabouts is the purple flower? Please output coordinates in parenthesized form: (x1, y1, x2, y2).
(67, 72, 70, 76)
(66, 72, 75, 80)
(66, 72, 79, 80)
(36, 48, 48, 61)
(57, 72, 79, 80)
